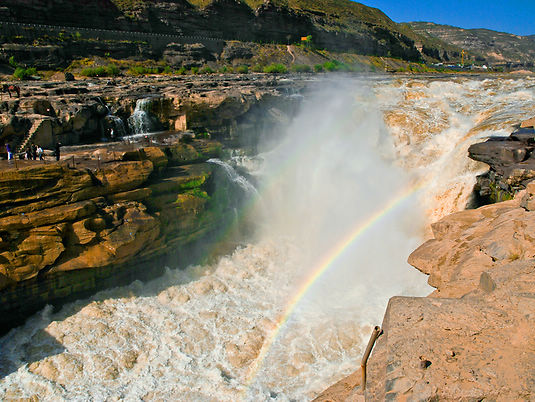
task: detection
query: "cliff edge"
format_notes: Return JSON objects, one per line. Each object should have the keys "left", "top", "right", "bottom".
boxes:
{"left": 316, "top": 117, "right": 535, "bottom": 400}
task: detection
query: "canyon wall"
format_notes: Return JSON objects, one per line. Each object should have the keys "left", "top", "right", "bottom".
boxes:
{"left": 0, "top": 76, "right": 304, "bottom": 333}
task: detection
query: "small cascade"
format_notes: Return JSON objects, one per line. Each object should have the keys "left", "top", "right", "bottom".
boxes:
{"left": 96, "top": 97, "right": 127, "bottom": 139}
{"left": 208, "top": 158, "right": 258, "bottom": 197}
{"left": 208, "top": 158, "right": 260, "bottom": 237}
{"left": 128, "top": 98, "right": 156, "bottom": 134}
{"left": 106, "top": 115, "right": 127, "bottom": 138}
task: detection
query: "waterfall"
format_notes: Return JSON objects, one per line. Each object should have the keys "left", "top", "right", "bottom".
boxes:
{"left": 106, "top": 115, "right": 127, "bottom": 138}
{"left": 97, "top": 97, "right": 127, "bottom": 138}
{"left": 208, "top": 158, "right": 259, "bottom": 198}
{"left": 128, "top": 98, "right": 157, "bottom": 134}
{"left": 2, "top": 76, "right": 534, "bottom": 401}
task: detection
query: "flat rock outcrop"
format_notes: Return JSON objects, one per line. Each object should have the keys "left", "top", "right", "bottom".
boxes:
{"left": 317, "top": 184, "right": 535, "bottom": 400}
{"left": 0, "top": 138, "right": 233, "bottom": 333}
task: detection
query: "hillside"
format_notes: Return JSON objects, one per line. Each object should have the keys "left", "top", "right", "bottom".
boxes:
{"left": 408, "top": 22, "right": 535, "bottom": 66}
{"left": 0, "top": 0, "right": 454, "bottom": 62}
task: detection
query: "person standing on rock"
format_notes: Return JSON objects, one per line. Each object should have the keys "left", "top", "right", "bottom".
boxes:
{"left": 5, "top": 143, "right": 12, "bottom": 161}
{"left": 36, "top": 145, "right": 43, "bottom": 160}
{"left": 55, "top": 142, "right": 61, "bottom": 161}
{"left": 31, "top": 143, "right": 37, "bottom": 160}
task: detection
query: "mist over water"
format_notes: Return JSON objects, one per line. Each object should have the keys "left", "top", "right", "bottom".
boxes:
{"left": 1, "top": 76, "right": 534, "bottom": 401}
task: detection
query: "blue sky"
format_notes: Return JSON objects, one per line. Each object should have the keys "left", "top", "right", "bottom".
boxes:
{"left": 357, "top": 1, "right": 534, "bottom": 36}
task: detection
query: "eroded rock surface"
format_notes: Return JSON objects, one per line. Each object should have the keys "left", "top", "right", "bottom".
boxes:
{"left": 316, "top": 144, "right": 535, "bottom": 400}
{"left": 363, "top": 184, "right": 535, "bottom": 399}
{"left": 0, "top": 76, "right": 304, "bottom": 155}
{"left": 0, "top": 138, "right": 233, "bottom": 332}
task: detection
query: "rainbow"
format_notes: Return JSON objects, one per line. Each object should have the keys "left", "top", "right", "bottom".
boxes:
{"left": 242, "top": 180, "right": 424, "bottom": 394}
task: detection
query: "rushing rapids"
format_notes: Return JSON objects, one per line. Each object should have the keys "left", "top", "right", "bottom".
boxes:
{"left": 1, "top": 76, "right": 535, "bottom": 401}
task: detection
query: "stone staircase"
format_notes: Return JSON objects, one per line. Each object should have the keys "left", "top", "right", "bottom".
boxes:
{"left": 16, "top": 117, "right": 52, "bottom": 153}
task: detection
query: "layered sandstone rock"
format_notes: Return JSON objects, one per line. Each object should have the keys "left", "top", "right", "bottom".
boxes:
{"left": 0, "top": 138, "right": 232, "bottom": 332}
{"left": 0, "top": 76, "right": 303, "bottom": 154}
{"left": 316, "top": 136, "right": 535, "bottom": 400}
{"left": 362, "top": 186, "right": 535, "bottom": 399}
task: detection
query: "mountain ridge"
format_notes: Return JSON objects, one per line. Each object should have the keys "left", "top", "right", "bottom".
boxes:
{"left": 408, "top": 21, "right": 535, "bottom": 66}
{"left": 0, "top": 0, "right": 455, "bottom": 62}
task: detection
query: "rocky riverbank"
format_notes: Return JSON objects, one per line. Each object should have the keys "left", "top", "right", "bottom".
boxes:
{"left": 315, "top": 117, "right": 535, "bottom": 400}
{"left": 0, "top": 74, "right": 309, "bottom": 333}
{"left": 0, "top": 139, "right": 236, "bottom": 332}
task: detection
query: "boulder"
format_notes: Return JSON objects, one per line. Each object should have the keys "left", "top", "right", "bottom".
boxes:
{"left": 407, "top": 195, "right": 534, "bottom": 298}
{"left": 0, "top": 199, "right": 97, "bottom": 231}
{"left": 90, "top": 160, "right": 154, "bottom": 197}
{"left": 52, "top": 202, "right": 160, "bottom": 272}
{"left": 468, "top": 139, "right": 530, "bottom": 168}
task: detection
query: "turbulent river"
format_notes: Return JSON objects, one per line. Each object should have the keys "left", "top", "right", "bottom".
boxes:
{"left": 1, "top": 76, "right": 535, "bottom": 401}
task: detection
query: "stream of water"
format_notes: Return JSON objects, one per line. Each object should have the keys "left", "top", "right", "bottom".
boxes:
{"left": 1, "top": 76, "right": 534, "bottom": 401}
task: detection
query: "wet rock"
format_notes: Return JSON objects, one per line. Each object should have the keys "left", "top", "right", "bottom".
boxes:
{"left": 469, "top": 130, "right": 535, "bottom": 204}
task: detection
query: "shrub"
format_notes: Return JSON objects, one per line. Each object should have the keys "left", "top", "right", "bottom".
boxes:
{"left": 81, "top": 64, "right": 120, "bottom": 77}
{"left": 8, "top": 56, "right": 17, "bottom": 68}
{"left": 263, "top": 63, "right": 287, "bottom": 74}
{"left": 290, "top": 64, "right": 311, "bottom": 73}
{"left": 190, "top": 67, "right": 199, "bottom": 74}
{"left": 200, "top": 66, "right": 214, "bottom": 74}
{"left": 322, "top": 60, "right": 350, "bottom": 72}
{"left": 13, "top": 67, "right": 37, "bottom": 80}
{"left": 81, "top": 66, "right": 105, "bottom": 77}
{"left": 175, "top": 67, "right": 187, "bottom": 75}
{"left": 105, "top": 64, "right": 120, "bottom": 76}
{"left": 235, "top": 65, "right": 249, "bottom": 74}
{"left": 323, "top": 61, "right": 338, "bottom": 72}
{"left": 314, "top": 64, "right": 324, "bottom": 72}
{"left": 127, "top": 66, "right": 156, "bottom": 75}
{"left": 251, "top": 64, "right": 264, "bottom": 73}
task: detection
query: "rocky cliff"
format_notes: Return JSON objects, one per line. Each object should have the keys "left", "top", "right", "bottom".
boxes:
{"left": 0, "top": 0, "right": 445, "bottom": 63}
{"left": 0, "top": 139, "right": 235, "bottom": 333}
{"left": 0, "top": 75, "right": 305, "bottom": 333}
{"left": 0, "top": 75, "right": 304, "bottom": 156}
{"left": 315, "top": 117, "right": 535, "bottom": 400}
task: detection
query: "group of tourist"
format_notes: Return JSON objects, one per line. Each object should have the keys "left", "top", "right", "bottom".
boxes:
{"left": 3, "top": 142, "right": 61, "bottom": 162}
{"left": 24, "top": 143, "right": 44, "bottom": 160}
